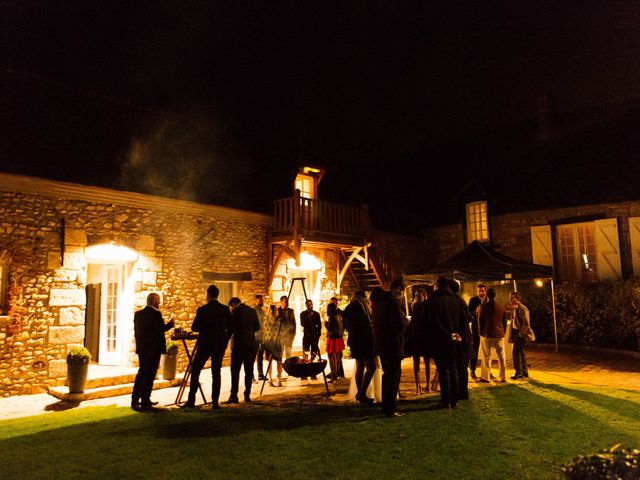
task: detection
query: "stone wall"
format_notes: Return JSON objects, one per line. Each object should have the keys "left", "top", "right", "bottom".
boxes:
{"left": 422, "top": 200, "right": 640, "bottom": 277}
{"left": 0, "top": 179, "right": 270, "bottom": 397}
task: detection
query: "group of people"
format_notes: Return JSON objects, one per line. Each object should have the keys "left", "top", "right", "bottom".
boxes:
{"left": 131, "top": 279, "right": 533, "bottom": 417}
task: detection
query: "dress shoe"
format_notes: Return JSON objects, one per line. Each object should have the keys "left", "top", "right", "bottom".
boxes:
{"left": 224, "top": 397, "right": 239, "bottom": 404}
{"left": 131, "top": 404, "right": 143, "bottom": 412}
{"left": 149, "top": 401, "right": 159, "bottom": 406}
{"left": 500, "top": 379, "right": 507, "bottom": 383}
{"left": 258, "top": 374, "right": 266, "bottom": 381}
{"left": 510, "top": 374, "right": 524, "bottom": 380}
{"left": 384, "top": 410, "right": 405, "bottom": 418}
{"left": 356, "top": 395, "right": 374, "bottom": 405}
{"left": 478, "top": 379, "right": 490, "bottom": 383}
{"left": 140, "top": 404, "right": 160, "bottom": 412}
{"left": 180, "top": 402, "right": 196, "bottom": 409}
{"left": 211, "top": 403, "right": 221, "bottom": 410}
{"left": 244, "top": 396, "right": 252, "bottom": 403}
{"left": 470, "top": 372, "right": 478, "bottom": 380}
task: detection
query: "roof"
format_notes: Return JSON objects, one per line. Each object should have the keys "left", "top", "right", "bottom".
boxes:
{"left": 404, "top": 241, "right": 553, "bottom": 282}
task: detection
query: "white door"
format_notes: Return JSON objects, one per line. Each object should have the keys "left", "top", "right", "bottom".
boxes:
{"left": 98, "top": 264, "right": 125, "bottom": 365}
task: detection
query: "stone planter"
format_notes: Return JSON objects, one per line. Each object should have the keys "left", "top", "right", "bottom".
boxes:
{"left": 67, "top": 363, "right": 89, "bottom": 394}
{"left": 161, "top": 354, "right": 177, "bottom": 380}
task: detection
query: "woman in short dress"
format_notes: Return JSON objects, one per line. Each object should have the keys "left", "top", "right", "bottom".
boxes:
{"left": 263, "top": 304, "right": 284, "bottom": 387}
{"left": 325, "top": 301, "right": 345, "bottom": 381}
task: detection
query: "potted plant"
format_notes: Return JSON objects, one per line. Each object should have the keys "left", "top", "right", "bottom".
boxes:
{"left": 66, "top": 346, "right": 91, "bottom": 394}
{"left": 160, "top": 340, "right": 178, "bottom": 380}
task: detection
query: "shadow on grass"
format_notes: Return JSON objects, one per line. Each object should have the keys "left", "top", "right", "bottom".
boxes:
{"left": 528, "top": 380, "right": 640, "bottom": 422}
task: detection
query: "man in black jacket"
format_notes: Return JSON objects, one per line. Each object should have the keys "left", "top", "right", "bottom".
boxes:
{"left": 132, "top": 292, "right": 174, "bottom": 411}
{"left": 182, "top": 284, "right": 232, "bottom": 409}
{"left": 371, "top": 279, "right": 409, "bottom": 418}
{"left": 450, "top": 279, "right": 472, "bottom": 400}
{"left": 425, "top": 277, "right": 464, "bottom": 409}
{"left": 226, "top": 297, "right": 261, "bottom": 403}
{"left": 300, "top": 299, "right": 321, "bottom": 363}
{"left": 343, "top": 290, "right": 376, "bottom": 404}
{"left": 468, "top": 284, "right": 487, "bottom": 379}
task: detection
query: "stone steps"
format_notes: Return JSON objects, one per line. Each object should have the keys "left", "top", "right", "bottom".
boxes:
{"left": 48, "top": 377, "right": 183, "bottom": 402}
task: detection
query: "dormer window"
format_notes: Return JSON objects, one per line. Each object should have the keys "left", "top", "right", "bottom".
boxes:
{"left": 466, "top": 201, "right": 489, "bottom": 243}
{"left": 295, "top": 173, "right": 316, "bottom": 199}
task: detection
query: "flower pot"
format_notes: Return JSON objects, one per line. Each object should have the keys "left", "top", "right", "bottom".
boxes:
{"left": 67, "top": 363, "right": 89, "bottom": 394}
{"left": 161, "top": 353, "right": 177, "bottom": 380}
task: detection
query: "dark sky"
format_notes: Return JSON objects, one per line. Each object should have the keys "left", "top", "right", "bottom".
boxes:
{"left": 2, "top": 2, "right": 640, "bottom": 232}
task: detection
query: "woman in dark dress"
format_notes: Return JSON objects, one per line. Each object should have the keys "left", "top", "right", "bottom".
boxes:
{"left": 325, "top": 301, "right": 345, "bottom": 381}
{"left": 407, "top": 288, "right": 434, "bottom": 394}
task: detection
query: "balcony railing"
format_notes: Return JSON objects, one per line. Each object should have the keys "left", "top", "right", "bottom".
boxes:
{"left": 273, "top": 192, "right": 369, "bottom": 240}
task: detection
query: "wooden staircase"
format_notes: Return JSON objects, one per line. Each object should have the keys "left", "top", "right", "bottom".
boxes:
{"left": 349, "top": 261, "right": 383, "bottom": 291}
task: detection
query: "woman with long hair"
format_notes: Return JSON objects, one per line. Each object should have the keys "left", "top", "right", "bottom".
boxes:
{"left": 263, "top": 304, "right": 284, "bottom": 387}
{"left": 325, "top": 301, "right": 345, "bottom": 382}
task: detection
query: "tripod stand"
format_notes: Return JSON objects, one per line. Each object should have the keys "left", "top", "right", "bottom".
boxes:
{"left": 260, "top": 277, "right": 330, "bottom": 396}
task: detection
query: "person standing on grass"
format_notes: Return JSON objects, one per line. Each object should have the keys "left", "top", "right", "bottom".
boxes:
{"left": 425, "top": 277, "right": 463, "bottom": 409}
{"left": 508, "top": 291, "right": 532, "bottom": 380}
{"left": 450, "top": 279, "right": 472, "bottom": 400}
{"left": 477, "top": 288, "right": 507, "bottom": 383}
{"left": 468, "top": 284, "right": 487, "bottom": 380}
{"left": 254, "top": 295, "right": 267, "bottom": 381}
{"left": 132, "top": 292, "right": 174, "bottom": 411}
{"left": 371, "top": 279, "right": 409, "bottom": 418}
{"left": 226, "top": 297, "right": 261, "bottom": 404}
{"left": 406, "top": 288, "right": 432, "bottom": 395}
{"left": 343, "top": 290, "right": 377, "bottom": 404}
{"left": 181, "top": 284, "right": 232, "bottom": 410}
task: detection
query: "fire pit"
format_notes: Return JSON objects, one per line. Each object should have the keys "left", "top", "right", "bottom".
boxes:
{"left": 283, "top": 357, "right": 327, "bottom": 378}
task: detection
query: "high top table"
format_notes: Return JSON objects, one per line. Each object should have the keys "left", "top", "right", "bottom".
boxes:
{"left": 170, "top": 332, "right": 207, "bottom": 406}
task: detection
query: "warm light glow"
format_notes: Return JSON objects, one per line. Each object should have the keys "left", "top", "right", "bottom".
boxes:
{"left": 85, "top": 243, "right": 138, "bottom": 263}
{"left": 303, "top": 166, "right": 321, "bottom": 174}
{"left": 535, "top": 278, "right": 544, "bottom": 287}
{"left": 286, "top": 252, "right": 322, "bottom": 271}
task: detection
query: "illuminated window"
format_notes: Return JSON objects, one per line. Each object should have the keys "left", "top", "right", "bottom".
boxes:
{"left": 556, "top": 223, "right": 598, "bottom": 282}
{"left": 294, "top": 174, "right": 315, "bottom": 199}
{"left": 466, "top": 201, "right": 489, "bottom": 243}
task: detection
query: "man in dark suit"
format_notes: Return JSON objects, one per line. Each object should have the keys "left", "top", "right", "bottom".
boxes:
{"left": 182, "top": 284, "right": 232, "bottom": 409}
{"left": 226, "top": 297, "right": 261, "bottom": 403}
{"left": 371, "top": 279, "right": 409, "bottom": 418}
{"left": 300, "top": 299, "right": 321, "bottom": 362}
{"left": 468, "top": 284, "right": 487, "bottom": 379}
{"left": 132, "top": 292, "right": 174, "bottom": 411}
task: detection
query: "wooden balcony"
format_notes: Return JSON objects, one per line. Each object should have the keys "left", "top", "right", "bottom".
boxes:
{"left": 272, "top": 192, "right": 370, "bottom": 246}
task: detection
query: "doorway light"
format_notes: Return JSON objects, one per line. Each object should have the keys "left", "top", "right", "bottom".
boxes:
{"left": 286, "top": 252, "right": 322, "bottom": 271}
{"left": 85, "top": 243, "right": 138, "bottom": 263}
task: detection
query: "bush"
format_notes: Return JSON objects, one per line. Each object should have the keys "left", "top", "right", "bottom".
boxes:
{"left": 517, "top": 278, "right": 640, "bottom": 351}
{"left": 563, "top": 445, "right": 640, "bottom": 479}
{"left": 66, "top": 346, "right": 91, "bottom": 365}
{"left": 165, "top": 340, "right": 179, "bottom": 356}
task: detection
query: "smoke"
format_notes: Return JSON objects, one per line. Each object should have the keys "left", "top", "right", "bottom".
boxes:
{"left": 120, "top": 110, "right": 253, "bottom": 206}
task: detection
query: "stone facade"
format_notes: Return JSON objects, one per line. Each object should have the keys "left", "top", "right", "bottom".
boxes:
{"left": 0, "top": 173, "right": 271, "bottom": 397}
{"left": 423, "top": 200, "right": 640, "bottom": 279}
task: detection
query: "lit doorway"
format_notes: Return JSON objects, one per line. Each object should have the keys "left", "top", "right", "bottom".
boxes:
{"left": 85, "top": 244, "right": 137, "bottom": 366}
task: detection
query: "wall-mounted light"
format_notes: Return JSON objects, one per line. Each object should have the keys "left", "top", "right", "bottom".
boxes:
{"left": 535, "top": 278, "right": 545, "bottom": 288}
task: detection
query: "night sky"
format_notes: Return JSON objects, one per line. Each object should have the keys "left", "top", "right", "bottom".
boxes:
{"left": 2, "top": 2, "right": 640, "bottom": 232}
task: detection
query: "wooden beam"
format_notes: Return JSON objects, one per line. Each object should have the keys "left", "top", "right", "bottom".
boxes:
{"left": 337, "top": 246, "right": 364, "bottom": 293}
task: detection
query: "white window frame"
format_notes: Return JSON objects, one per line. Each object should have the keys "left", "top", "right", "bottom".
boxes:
{"left": 555, "top": 222, "right": 598, "bottom": 282}
{"left": 466, "top": 201, "right": 489, "bottom": 243}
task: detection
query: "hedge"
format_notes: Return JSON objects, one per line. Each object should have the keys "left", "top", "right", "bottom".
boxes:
{"left": 518, "top": 278, "right": 640, "bottom": 352}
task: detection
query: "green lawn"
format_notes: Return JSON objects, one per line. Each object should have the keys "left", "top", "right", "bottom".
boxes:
{"left": 1, "top": 381, "right": 639, "bottom": 480}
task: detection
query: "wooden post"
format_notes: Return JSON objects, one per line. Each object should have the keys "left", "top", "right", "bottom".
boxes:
{"left": 551, "top": 278, "right": 559, "bottom": 353}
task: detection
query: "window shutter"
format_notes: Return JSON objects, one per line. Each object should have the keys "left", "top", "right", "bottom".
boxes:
{"left": 629, "top": 217, "right": 640, "bottom": 276}
{"left": 594, "top": 218, "right": 622, "bottom": 280}
{"left": 530, "top": 225, "right": 553, "bottom": 266}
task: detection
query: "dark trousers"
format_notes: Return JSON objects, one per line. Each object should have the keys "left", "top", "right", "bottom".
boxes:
{"left": 456, "top": 344, "right": 469, "bottom": 399}
{"left": 187, "top": 345, "right": 225, "bottom": 406}
{"left": 230, "top": 346, "right": 258, "bottom": 399}
{"left": 435, "top": 352, "right": 459, "bottom": 407}
{"left": 256, "top": 341, "right": 265, "bottom": 377}
{"left": 380, "top": 355, "right": 402, "bottom": 415}
{"left": 354, "top": 356, "right": 377, "bottom": 399}
{"left": 470, "top": 322, "right": 480, "bottom": 373}
{"left": 512, "top": 336, "right": 528, "bottom": 376}
{"left": 132, "top": 352, "right": 161, "bottom": 406}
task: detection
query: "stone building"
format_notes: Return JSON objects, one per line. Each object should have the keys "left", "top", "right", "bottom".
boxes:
{"left": 0, "top": 170, "right": 426, "bottom": 397}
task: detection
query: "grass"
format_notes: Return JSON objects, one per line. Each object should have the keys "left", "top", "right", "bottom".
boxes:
{"left": 1, "top": 381, "right": 639, "bottom": 480}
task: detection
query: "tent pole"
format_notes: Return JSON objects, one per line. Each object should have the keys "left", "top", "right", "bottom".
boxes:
{"left": 550, "top": 278, "right": 559, "bottom": 353}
